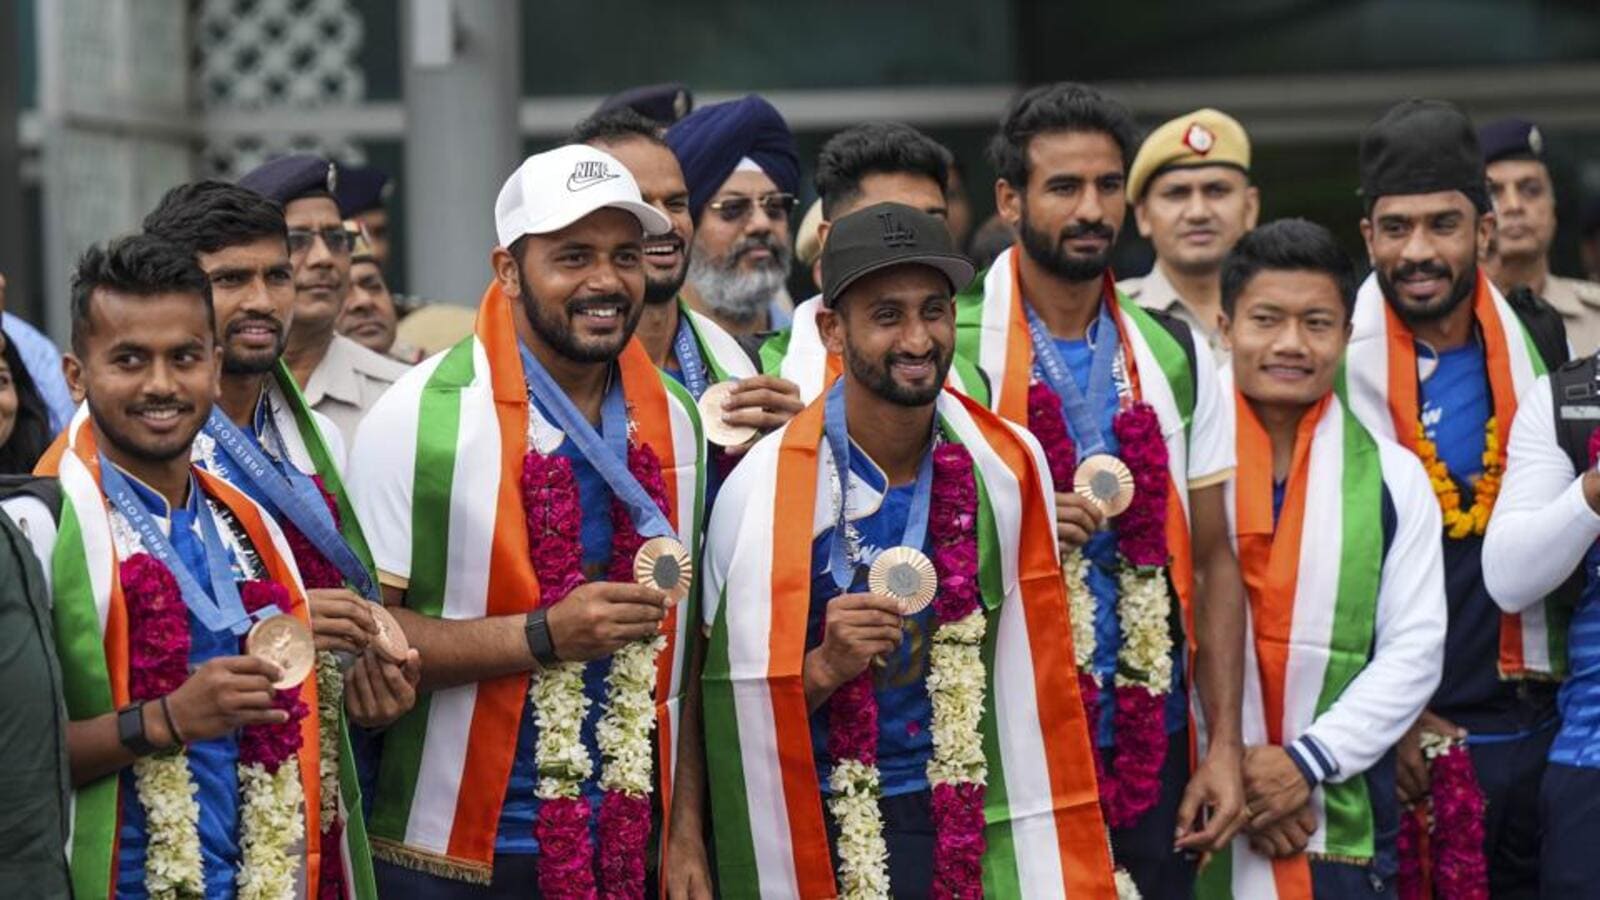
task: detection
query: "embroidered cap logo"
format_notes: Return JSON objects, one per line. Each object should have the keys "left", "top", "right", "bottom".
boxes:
{"left": 567, "top": 160, "right": 620, "bottom": 192}
{"left": 1182, "top": 123, "right": 1216, "bottom": 155}
{"left": 877, "top": 210, "right": 917, "bottom": 248}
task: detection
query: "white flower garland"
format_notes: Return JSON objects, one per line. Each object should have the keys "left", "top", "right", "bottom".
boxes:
{"left": 828, "top": 758, "right": 890, "bottom": 899}
{"left": 925, "top": 610, "right": 988, "bottom": 787}
{"left": 1064, "top": 550, "right": 1096, "bottom": 675}
{"left": 1113, "top": 567, "right": 1173, "bottom": 692}
{"left": 235, "top": 758, "right": 305, "bottom": 900}
{"left": 596, "top": 634, "right": 667, "bottom": 796}
{"left": 314, "top": 651, "right": 343, "bottom": 827}
{"left": 530, "top": 660, "right": 594, "bottom": 799}
{"left": 133, "top": 753, "right": 205, "bottom": 899}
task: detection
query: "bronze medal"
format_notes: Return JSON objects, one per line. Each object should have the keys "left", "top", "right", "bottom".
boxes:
{"left": 633, "top": 536, "right": 694, "bottom": 603}
{"left": 368, "top": 604, "right": 410, "bottom": 664}
{"left": 1073, "top": 453, "right": 1136, "bottom": 518}
{"left": 868, "top": 546, "right": 938, "bottom": 616}
{"left": 246, "top": 614, "right": 316, "bottom": 689}
{"left": 698, "top": 381, "right": 759, "bottom": 448}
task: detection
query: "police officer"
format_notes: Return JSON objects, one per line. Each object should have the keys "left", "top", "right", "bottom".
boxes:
{"left": 1120, "top": 108, "right": 1259, "bottom": 363}
{"left": 1480, "top": 117, "right": 1600, "bottom": 355}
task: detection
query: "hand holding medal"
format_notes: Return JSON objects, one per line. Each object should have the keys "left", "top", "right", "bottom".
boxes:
{"left": 698, "top": 376, "right": 806, "bottom": 451}
{"left": 245, "top": 614, "right": 316, "bottom": 688}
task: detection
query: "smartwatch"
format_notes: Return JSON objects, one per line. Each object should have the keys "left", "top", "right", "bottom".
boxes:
{"left": 117, "top": 701, "right": 160, "bottom": 757}
{"left": 524, "top": 608, "right": 560, "bottom": 667}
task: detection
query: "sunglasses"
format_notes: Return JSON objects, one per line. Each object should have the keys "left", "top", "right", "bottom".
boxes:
{"left": 705, "top": 193, "right": 798, "bottom": 224}
{"left": 287, "top": 226, "right": 357, "bottom": 256}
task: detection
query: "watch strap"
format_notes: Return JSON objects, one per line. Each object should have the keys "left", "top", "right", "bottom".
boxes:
{"left": 525, "top": 608, "right": 559, "bottom": 667}
{"left": 117, "top": 701, "right": 159, "bottom": 757}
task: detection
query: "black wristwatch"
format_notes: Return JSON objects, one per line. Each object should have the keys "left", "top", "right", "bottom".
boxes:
{"left": 525, "top": 609, "right": 560, "bottom": 667}
{"left": 117, "top": 701, "right": 160, "bottom": 757}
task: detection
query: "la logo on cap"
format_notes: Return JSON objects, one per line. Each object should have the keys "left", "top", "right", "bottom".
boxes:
{"left": 878, "top": 210, "right": 917, "bottom": 247}
{"left": 1182, "top": 123, "right": 1216, "bottom": 155}
{"left": 567, "top": 160, "right": 619, "bottom": 192}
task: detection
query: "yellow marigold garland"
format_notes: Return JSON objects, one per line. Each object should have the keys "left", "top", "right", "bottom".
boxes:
{"left": 1415, "top": 417, "right": 1502, "bottom": 539}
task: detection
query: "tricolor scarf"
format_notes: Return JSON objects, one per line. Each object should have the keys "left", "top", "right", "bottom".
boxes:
{"left": 956, "top": 246, "right": 1202, "bottom": 663}
{"left": 1342, "top": 270, "right": 1564, "bottom": 678}
{"left": 212, "top": 364, "right": 381, "bottom": 899}
{"left": 679, "top": 298, "right": 758, "bottom": 383}
{"left": 38, "top": 410, "right": 332, "bottom": 900}
{"left": 1198, "top": 390, "right": 1385, "bottom": 900}
{"left": 362, "top": 282, "right": 703, "bottom": 884}
{"left": 762, "top": 294, "right": 990, "bottom": 404}
{"left": 702, "top": 388, "right": 1117, "bottom": 898}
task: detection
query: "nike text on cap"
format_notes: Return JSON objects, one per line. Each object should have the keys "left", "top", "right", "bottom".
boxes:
{"left": 494, "top": 144, "right": 672, "bottom": 247}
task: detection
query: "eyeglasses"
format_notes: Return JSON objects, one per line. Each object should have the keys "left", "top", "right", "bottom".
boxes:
{"left": 705, "top": 193, "right": 798, "bottom": 224}
{"left": 287, "top": 226, "right": 356, "bottom": 256}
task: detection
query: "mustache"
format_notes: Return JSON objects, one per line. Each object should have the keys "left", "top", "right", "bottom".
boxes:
{"left": 729, "top": 235, "right": 783, "bottom": 263}
{"left": 1390, "top": 260, "right": 1453, "bottom": 281}
{"left": 226, "top": 312, "right": 282, "bottom": 335}
{"left": 567, "top": 292, "right": 631, "bottom": 314}
{"left": 1058, "top": 221, "right": 1115, "bottom": 242}
{"left": 128, "top": 397, "right": 194, "bottom": 415}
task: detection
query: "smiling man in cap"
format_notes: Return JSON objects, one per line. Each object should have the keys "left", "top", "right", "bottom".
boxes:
{"left": 239, "top": 154, "right": 411, "bottom": 446}
{"left": 701, "top": 201, "right": 1118, "bottom": 897}
{"left": 346, "top": 143, "right": 710, "bottom": 897}
{"left": 1120, "top": 108, "right": 1259, "bottom": 362}
{"left": 1342, "top": 99, "right": 1571, "bottom": 898}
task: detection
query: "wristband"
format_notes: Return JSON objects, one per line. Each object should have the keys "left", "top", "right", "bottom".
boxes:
{"left": 117, "top": 701, "right": 159, "bottom": 757}
{"left": 159, "top": 695, "right": 186, "bottom": 746}
{"left": 525, "top": 608, "right": 560, "bottom": 667}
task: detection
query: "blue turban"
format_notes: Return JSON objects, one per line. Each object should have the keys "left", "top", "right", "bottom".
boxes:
{"left": 665, "top": 94, "right": 799, "bottom": 221}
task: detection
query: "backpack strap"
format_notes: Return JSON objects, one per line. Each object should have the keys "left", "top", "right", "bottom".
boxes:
{"left": 1506, "top": 284, "right": 1570, "bottom": 371}
{"left": 1549, "top": 355, "right": 1600, "bottom": 475}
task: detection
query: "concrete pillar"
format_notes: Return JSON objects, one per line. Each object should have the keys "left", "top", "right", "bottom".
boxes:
{"left": 401, "top": 0, "right": 522, "bottom": 305}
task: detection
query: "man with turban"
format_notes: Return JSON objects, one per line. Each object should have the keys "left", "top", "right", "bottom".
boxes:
{"left": 666, "top": 94, "right": 801, "bottom": 340}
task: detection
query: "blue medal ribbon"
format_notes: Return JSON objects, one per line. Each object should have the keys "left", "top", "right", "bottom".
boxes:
{"left": 822, "top": 381, "right": 935, "bottom": 593}
{"left": 99, "top": 458, "right": 260, "bottom": 636}
{"left": 672, "top": 315, "right": 710, "bottom": 400}
{"left": 202, "top": 405, "right": 378, "bottom": 601}
{"left": 517, "top": 343, "right": 674, "bottom": 539}
{"left": 1024, "top": 300, "right": 1119, "bottom": 457}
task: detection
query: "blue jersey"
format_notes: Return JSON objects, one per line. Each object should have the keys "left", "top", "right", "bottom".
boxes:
{"left": 1554, "top": 546, "right": 1600, "bottom": 768}
{"left": 806, "top": 440, "right": 937, "bottom": 797}
{"left": 1049, "top": 337, "right": 1189, "bottom": 742}
{"left": 496, "top": 389, "right": 619, "bottom": 854}
{"left": 114, "top": 471, "right": 253, "bottom": 900}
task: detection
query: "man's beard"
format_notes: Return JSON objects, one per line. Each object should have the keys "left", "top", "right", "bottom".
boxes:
{"left": 686, "top": 234, "right": 791, "bottom": 324}
{"left": 844, "top": 335, "right": 952, "bottom": 408}
{"left": 1018, "top": 206, "right": 1116, "bottom": 283}
{"left": 518, "top": 267, "right": 641, "bottom": 363}
{"left": 1378, "top": 260, "right": 1477, "bottom": 325}
{"left": 89, "top": 393, "right": 203, "bottom": 465}
{"left": 220, "top": 313, "right": 285, "bottom": 375}
{"left": 644, "top": 237, "right": 689, "bottom": 306}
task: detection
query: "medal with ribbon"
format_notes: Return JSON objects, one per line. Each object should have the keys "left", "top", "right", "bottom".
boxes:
{"left": 99, "top": 457, "right": 313, "bottom": 686}
{"left": 1025, "top": 300, "right": 1136, "bottom": 516}
{"left": 822, "top": 381, "right": 938, "bottom": 616}
{"left": 518, "top": 343, "right": 692, "bottom": 600}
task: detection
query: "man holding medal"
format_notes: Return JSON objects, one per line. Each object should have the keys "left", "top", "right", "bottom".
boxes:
{"left": 1342, "top": 100, "right": 1571, "bottom": 897}
{"left": 702, "top": 201, "right": 1117, "bottom": 897}
{"left": 959, "top": 81, "right": 1248, "bottom": 895}
{"left": 1196, "top": 219, "right": 1445, "bottom": 899}
{"left": 37, "top": 234, "right": 337, "bottom": 898}
{"left": 345, "top": 144, "right": 710, "bottom": 897}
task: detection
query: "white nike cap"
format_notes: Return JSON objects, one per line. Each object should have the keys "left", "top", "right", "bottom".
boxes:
{"left": 493, "top": 144, "right": 671, "bottom": 248}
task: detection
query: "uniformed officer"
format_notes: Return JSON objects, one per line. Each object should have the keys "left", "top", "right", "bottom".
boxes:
{"left": 1120, "top": 108, "right": 1259, "bottom": 363}
{"left": 1480, "top": 117, "right": 1600, "bottom": 355}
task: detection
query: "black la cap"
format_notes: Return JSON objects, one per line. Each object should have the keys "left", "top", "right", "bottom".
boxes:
{"left": 1359, "top": 99, "right": 1490, "bottom": 213}
{"left": 820, "top": 202, "right": 975, "bottom": 308}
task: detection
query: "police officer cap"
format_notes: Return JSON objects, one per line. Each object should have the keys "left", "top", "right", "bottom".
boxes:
{"left": 239, "top": 154, "right": 338, "bottom": 208}
{"left": 333, "top": 164, "right": 392, "bottom": 217}
{"left": 595, "top": 82, "right": 694, "bottom": 126}
{"left": 1479, "top": 117, "right": 1545, "bottom": 165}
{"left": 1127, "top": 108, "right": 1251, "bottom": 202}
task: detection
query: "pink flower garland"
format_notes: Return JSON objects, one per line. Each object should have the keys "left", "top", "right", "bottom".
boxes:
{"left": 238, "top": 581, "right": 308, "bottom": 771}
{"left": 929, "top": 443, "right": 984, "bottom": 899}
{"left": 124, "top": 553, "right": 191, "bottom": 703}
{"left": 520, "top": 441, "right": 672, "bottom": 900}
{"left": 1428, "top": 745, "right": 1488, "bottom": 899}
{"left": 1026, "top": 380, "right": 1171, "bottom": 829}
